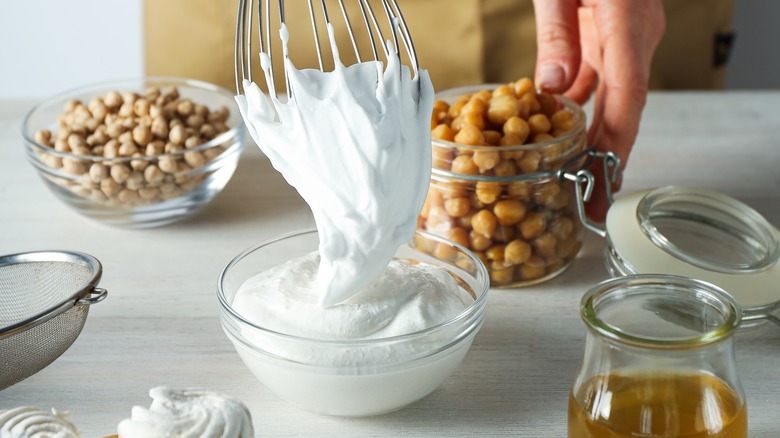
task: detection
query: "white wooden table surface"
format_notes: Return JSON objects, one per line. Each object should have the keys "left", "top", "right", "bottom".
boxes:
{"left": 1, "top": 92, "right": 779, "bottom": 437}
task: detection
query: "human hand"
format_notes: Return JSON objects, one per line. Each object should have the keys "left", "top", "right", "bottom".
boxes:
{"left": 531, "top": 0, "right": 665, "bottom": 221}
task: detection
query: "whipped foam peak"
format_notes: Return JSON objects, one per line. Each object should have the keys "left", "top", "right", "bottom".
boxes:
{"left": 116, "top": 387, "right": 253, "bottom": 438}
{"left": 0, "top": 406, "right": 78, "bottom": 438}
{"left": 236, "top": 23, "right": 434, "bottom": 307}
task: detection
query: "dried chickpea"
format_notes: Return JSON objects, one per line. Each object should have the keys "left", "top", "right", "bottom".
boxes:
{"left": 475, "top": 181, "right": 501, "bottom": 205}
{"left": 469, "top": 230, "right": 492, "bottom": 251}
{"left": 447, "top": 95, "right": 470, "bottom": 119}
{"left": 118, "top": 142, "right": 139, "bottom": 157}
{"left": 483, "top": 130, "right": 502, "bottom": 146}
{"left": 169, "top": 124, "right": 186, "bottom": 145}
{"left": 513, "top": 77, "right": 535, "bottom": 97}
{"left": 452, "top": 112, "right": 486, "bottom": 132}
{"left": 110, "top": 164, "right": 131, "bottom": 184}
{"left": 541, "top": 141, "right": 563, "bottom": 162}
{"left": 534, "top": 233, "right": 558, "bottom": 259}
{"left": 507, "top": 181, "right": 532, "bottom": 199}
{"left": 431, "top": 124, "right": 455, "bottom": 142}
{"left": 534, "top": 181, "right": 561, "bottom": 207}
{"left": 456, "top": 210, "right": 475, "bottom": 229}
{"left": 88, "top": 163, "right": 109, "bottom": 183}
{"left": 184, "top": 151, "right": 206, "bottom": 168}
{"left": 447, "top": 227, "right": 470, "bottom": 248}
{"left": 472, "top": 209, "right": 498, "bottom": 238}
{"left": 519, "top": 92, "right": 542, "bottom": 116}
{"left": 194, "top": 104, "right": 208, "bottom": 118}
{"left": 184, "top": 136, "right": 202, "bottom": 149}
{"left": 490, "top": 266, "right": 515, "bottom": 284}
{"left": 469, "top": 191, "right": 486, "bottom": 210}
{"left": 551, "top": 109, "right": 575, "bottom": 132}
{"left": 200, "top": 124, "right": 217, "bottom": 139}
{"left": 117, "top": 188, "right": 140, "bottom": 205}
{"left": 104, "top": 91, "right": 123, "bottom": 109}
{"left": 62, "top": 158, "right": 86, "bottom": 175}
{"left": 472, "top": 150, "right": 500, "bottom": 173}
{"left": 41, "top": 153, "right": 63, "bottom": 169}
{"left": 177, "top": 100, "right": 194, "bottom": 116}
{"left": 187, "top": 114, "right": 205, "bottom": 129}
{"left": 443, "top": 197, "right": 471, "bottom": 218}
{"left": 138, "top": 187, "right": 159, "bottom": 201}
{"left": 517, "top": 150, "right": 541, "bottom": 173}
{"left": 461, "top": 97, "right": 488, "bottom": 117}
{"left": 528, "top": 113, "right": 551, "bottom": 136}
{"left": 487, "top": 94, "right": 519, "bottom": 126}
{"left": 550, "top": 217, "right": 575, "bottom": 240}
{"left": 493, "top": 159, "right": 518, "bottom": 177}
{"left": 492, "top": 225, "right": 515, "bottom": 243}
{"left": 432, "top": 100, "right": 449, "bottom": 119}
{"left": 472, "top": 89, "right": 492, "bottom": 102}
{"left": 494, "top": 199, "right": 527, "bottom": 225}
{"left": 100, "top": 178, "right": 121, "bottom": 197}
{"left": 130, "top": 154, "right": 150, "bottom": 172}
{"left": 486, "top": 244, "right": 505, "bottom": 261}
{"left": 158, "top": 156, "right": 178, "bottom": 174}
{"left": 504, "top": 239, "right": 532, "bottom": 265}
{"left": 533, "top": 133, "right": 555, "bottom": 144}
{"left": 433, "top": 242, "right": 458, "bottom": 262}
{"left": 454, "top": 125, "right": 484, "bottom": 146}
{"left": 519, "top": 262, "right": 546, "bottom": 281}
{"left": 133, "top": 98, "right": 151, "bottom": 117}
{"left": 437, "top": 181, "right": 468, "bottom": 199}
{"left": 493, "top": 85, "right": 513, "bottom": 97}
{"left": 519, "top": 211, "right": 547, "bottom": 240}
{"left": 450, "top": 154, "right": 479, "bottom": 175}
{"left": 503, "top": 116, "right": 530, "bottom": 143}
{"left": 35, "top": 130, "right": 52, "bottom": 146}
{"left": 499, "top": 134, "right": 525, "bottom": 160}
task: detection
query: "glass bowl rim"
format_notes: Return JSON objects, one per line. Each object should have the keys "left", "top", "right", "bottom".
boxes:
{"left": 216, "top": 228, "right": 490, "bottom": 346}
{"left": 21, "top": 76, "right": 245, "bottom": 162}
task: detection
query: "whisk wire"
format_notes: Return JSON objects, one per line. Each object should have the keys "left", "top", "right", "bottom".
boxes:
{"left": 236, "top": 0, "right": 420, "bottom": 97}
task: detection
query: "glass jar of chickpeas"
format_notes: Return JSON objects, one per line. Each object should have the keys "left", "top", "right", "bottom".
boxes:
{"left": 418, "top": 80, "right": 592, "bottom": 287}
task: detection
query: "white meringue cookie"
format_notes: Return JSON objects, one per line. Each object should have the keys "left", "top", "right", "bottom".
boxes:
{"left": 0, "top": 406, "right": 78, "bottom": 438}
{"left": 116, "top": 387, "right": 253, "bottom": 438}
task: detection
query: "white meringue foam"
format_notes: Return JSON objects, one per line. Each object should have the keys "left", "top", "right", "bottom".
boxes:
{"left": 236, "top": 23, "right": 434, "bottom": 307}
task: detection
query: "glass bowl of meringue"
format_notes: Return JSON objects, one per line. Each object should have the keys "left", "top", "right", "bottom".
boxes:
{"left": 217, "top": 229, "right": 489, "bottom": 416}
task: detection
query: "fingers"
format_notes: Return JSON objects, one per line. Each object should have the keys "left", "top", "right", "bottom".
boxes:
{"left": 532, "top": 0, "right": 582, "bottom": 93}
{"left": 564, "top": 62, "right": 598, "bottom": 105}
{"left": 588, "top": 0, "right": 664, "bottom": 164}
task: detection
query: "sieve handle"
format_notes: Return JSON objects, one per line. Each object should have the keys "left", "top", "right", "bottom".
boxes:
{"left": 77, "top": 287, "right": 108, "bottom": 305}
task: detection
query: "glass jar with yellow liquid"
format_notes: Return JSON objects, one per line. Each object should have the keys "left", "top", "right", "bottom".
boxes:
{"left": 569, "top": 275, "right": 747, "bottom": 438}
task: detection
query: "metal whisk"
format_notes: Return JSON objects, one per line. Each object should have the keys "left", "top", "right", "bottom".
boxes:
{"left": 235, "top": 0, "right": 420, "bottom": 98}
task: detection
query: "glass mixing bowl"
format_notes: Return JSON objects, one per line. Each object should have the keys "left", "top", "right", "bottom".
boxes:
{"left": 217, "top": 229, "right": 489, "bottom": 416}
{"left": 22, "top": 77, "right": 245, "bottom": 228}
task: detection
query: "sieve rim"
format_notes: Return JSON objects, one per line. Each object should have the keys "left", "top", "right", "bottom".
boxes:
{"left": 0, "top": 250, "right": 103, "bottom": 338}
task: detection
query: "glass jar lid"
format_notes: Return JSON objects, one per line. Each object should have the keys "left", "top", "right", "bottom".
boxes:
{"left": 606, "top": 186, "right": 780, "bottom": 316}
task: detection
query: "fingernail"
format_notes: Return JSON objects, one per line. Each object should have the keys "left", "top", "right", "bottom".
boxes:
{"left": 538, "top": 63, "right": 565, "bottom": 91}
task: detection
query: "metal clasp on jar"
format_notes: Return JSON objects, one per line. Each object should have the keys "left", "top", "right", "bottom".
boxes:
{"left": 557, "top": 148, "right": 620, "bottom": 237}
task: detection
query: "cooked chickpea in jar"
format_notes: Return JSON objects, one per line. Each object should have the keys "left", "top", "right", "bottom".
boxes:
{"left": 418, "top": 78, "right": 587, "bottom": 287}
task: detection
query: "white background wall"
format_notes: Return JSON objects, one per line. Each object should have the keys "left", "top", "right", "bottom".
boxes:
{"left": 0, "top": 0, "right": 777, "bottom": 98}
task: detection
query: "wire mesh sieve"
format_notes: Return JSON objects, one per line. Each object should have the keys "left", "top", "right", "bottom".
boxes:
{"left": 0, "top": 251, "right": 107, "bottom": 390}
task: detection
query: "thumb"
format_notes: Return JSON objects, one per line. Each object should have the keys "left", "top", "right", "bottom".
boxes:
{"left": 532, "top": 0, "right": 581, "bottom": 93}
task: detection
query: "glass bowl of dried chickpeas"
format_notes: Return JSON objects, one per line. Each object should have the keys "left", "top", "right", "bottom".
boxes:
{"left": 21, "top": 77, "right": 245, "bottom": 227}
{"left": 418, "top": 79, "right": 589, "bottom": 287}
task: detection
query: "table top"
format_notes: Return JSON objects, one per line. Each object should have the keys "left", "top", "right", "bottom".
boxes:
{"left": 1, "top": 92, "right": 779, "bottom": 437}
